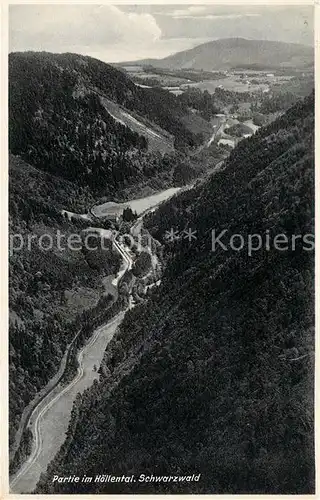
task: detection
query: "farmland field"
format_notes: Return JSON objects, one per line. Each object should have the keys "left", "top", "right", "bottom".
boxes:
{"left": 184, "top": 77, "right": 269, "bottom": 94}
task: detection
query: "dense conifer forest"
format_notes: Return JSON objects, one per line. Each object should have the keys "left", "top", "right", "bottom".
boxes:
{"left": 9, "top": 52, "right": 212, "bottom": 196}
{"left": 35, "top": 93, "right": 314, "bottom": 494}
{"left": 9, "top": 154, "right": 122, "bottom": 468}
{"left": 9, "top": 51, "right": 220, "bottom": 472}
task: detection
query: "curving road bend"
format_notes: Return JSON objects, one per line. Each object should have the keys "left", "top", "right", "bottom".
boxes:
{"left": 10, "top": 312, "right": 126, "bottom": 493}
{"left": 10, "top": 232, "right": 133, "bottom": 494}
{"left": 10, "top": 201, "right": 160, "bottom": 494}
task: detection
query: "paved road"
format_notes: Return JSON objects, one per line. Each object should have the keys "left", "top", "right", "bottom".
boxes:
{"left": 10, "top": 232, "right": 133, "bottom": 494}
{"left": 9, "top": 189, "right": 183, "bottom": 493}
{"left": 9, "top": 325, "right": 81, "bottom": 466}
{"left": 10, "top": 312, "right": 125, "bottom": 493}
{"left": 207, "top": 118, "right": 226, "bottom": 147}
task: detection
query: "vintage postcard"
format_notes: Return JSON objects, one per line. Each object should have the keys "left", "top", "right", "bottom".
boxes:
{"left": 3, "top": 0, "right": 317, "bottom": 496}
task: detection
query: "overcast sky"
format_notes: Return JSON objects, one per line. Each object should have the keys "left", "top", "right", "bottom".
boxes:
{"left": 9, "top": 4, "right": 313, "bottom": 63}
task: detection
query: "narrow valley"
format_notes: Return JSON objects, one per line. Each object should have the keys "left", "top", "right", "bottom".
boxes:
{"left": 7, "top": 9, "right": 315, "bottom": 495}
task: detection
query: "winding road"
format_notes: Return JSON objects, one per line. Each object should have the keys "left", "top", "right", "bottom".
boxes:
{"left": 10, "top": 311, "right": 126, "bottom": 493}
{"left": 10, "top": 232, "right": 133, "bottom": 494}
{"left": 9, "top": 183, "right": 201, "bottom": 493}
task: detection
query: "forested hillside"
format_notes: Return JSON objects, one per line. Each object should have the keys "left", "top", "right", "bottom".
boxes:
{"left": 8, "top": 50, "right": 220, "bottom": 475}
{"left": 9, "top": 154, "right": 121, "bottom": 469}
{"left": 9, "top": 52, "right": 209, "bottom": 196}
{"left": 37, "top": 93, "right": 314, "bottom": 494}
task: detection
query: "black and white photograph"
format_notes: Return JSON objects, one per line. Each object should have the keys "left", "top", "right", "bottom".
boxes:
{"left": 6, "top": 2, "right": 315, "bottom": 495}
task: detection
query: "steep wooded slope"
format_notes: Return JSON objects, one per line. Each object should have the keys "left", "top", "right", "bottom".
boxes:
{"left": 37, "top": 94, "right": 314, "bottom": 494}
{"left": 9, "top": 154, "right": 121, "bottom": 470}
{"left": 9, "top": 52, "right": 207, "bottom": 196}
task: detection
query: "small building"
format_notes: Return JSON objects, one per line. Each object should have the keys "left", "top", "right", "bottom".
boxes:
{"left": 102, "top": 213, "right": 121, "bottom": 223}
{"left": 218, "top": 138, "right": 236, "bottom": 148}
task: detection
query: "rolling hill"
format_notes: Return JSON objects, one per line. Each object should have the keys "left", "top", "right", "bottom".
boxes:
{"left": 126, "top": 38, "right": 314, "bottom": 71}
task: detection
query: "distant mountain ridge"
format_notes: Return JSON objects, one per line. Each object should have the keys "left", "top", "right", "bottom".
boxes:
{"left": 123, "top": 38, "right": 314, "bottom": 71}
